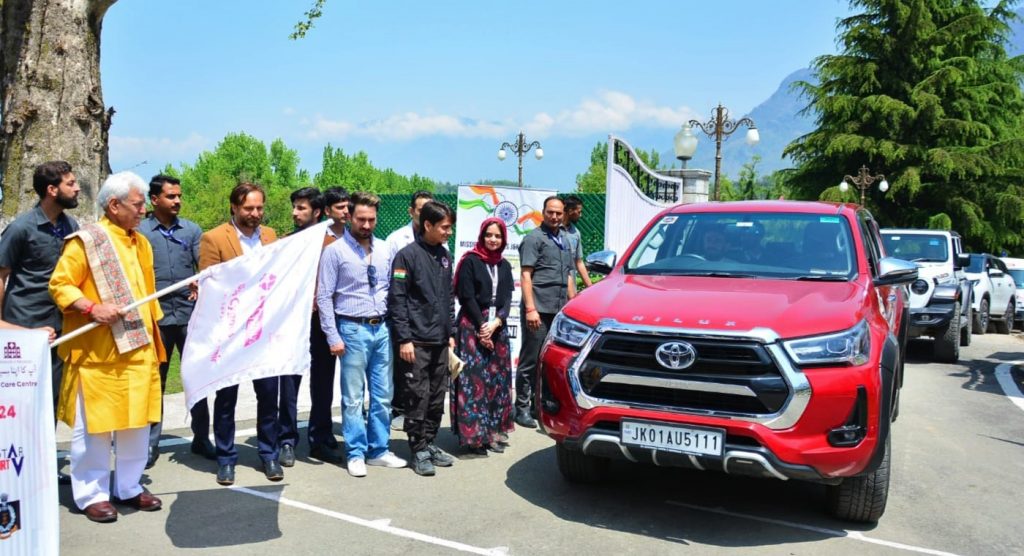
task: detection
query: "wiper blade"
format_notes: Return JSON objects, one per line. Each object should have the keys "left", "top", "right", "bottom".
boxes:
{"left": 792, "top": 274, "right": 849, "bottom": 281}
{"left": 668, "top": 272, "right": 757, "bottom": 278}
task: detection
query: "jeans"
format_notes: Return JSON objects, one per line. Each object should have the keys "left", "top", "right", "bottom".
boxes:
{"left": 337, "top": 317, "right": 393, "bottom": 461}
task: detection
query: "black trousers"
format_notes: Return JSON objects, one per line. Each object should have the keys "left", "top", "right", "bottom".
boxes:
{"left": 398, "top": 344, "right": 448, "bottom": 453}
{"left": 49, "top": 347, "right": 62, "bottom": 425}
{"left": 515, "top": 312, "right": 555, "bottom": 413}
{"left": 307, "top": 313, "right": 337, "bottom": 447}
{"left": 214, "top": 376, "right": 279, "bottom": 466}
{"left": 391, "top": 342, "right": 405, "bottom": 417}
{"left": 150, "top": 324, "right": 210, "bottom": 449}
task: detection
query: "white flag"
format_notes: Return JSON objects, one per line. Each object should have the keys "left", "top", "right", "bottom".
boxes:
{"left": 181, "top": 222, "right": 327, "bottom": 410}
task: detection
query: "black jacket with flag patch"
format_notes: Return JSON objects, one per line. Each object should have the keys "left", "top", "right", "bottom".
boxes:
{"left": 387, "top": 238, "right": 456, "bottom": 345}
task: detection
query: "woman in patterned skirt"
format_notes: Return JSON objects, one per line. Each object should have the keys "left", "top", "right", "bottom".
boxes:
{"left": 450, "top": 217, "right": 515, "bottom": 455}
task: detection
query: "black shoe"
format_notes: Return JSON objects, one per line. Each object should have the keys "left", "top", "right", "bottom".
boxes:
{"left": 279, "top": 444, "right": 296, "bottom": 467}
{"left": 216, "top": 464, "right": 235, "bottom": 486}
{"left": 145, "top": 446, "right": 159, "bottom": 469}
{"left": 263, "top": 459, "right": 284, "bottom": 481}
{"left": 427, "top": 444, "right": 454, "bottom": 467}
{"left": 514, "top": 411, "right": 537, "bottom": 429}
{"left": 465, "top": 446, "right": 488, "bottom": 457}
{"left": 309, "top": 443, "right": 343, "bottom": 464}
{"left": 485, "top": 443, "right": 505, "bottom": 454}
{"left": 412, "top": 450, "right": 436, "bottom": 476}
{"left": 191, "top": 437, "right": 216, "bottom": 460}
{"left": 57, "top": 471, "right": 71, "bottom": 485}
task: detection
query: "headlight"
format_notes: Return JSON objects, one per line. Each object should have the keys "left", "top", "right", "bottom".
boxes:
{"left": 549, "top": 313, "right": 593, "bottom": 348}
{"left": 910, "top": 279, "right": 929, "bottom": 295}
{"left": 782, "top": 320, "right": 870, "bottom": 366}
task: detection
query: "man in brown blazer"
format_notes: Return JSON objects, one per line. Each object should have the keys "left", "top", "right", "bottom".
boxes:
{"left": 198, "top": 182, "right": 282, "bottom": 486}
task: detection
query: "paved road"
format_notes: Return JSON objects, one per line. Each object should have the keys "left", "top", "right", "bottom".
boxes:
{"left": 58, "top": 333, "right": 1024, "bottom": 555}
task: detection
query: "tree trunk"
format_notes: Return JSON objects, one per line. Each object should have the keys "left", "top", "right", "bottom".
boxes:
{"left": 0, "top": 0, "right": 117, "bottom": 226}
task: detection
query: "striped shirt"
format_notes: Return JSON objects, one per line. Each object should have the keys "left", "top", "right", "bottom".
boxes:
{"left": 316, "top": 228, "right": 390, "bottom": 346}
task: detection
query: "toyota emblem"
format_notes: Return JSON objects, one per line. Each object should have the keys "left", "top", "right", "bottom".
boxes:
{"left": 655, "top": 341, "right": 697, "bottom": 370}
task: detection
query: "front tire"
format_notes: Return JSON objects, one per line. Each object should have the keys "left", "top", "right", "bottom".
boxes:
{"left": 556, "top": 442, "right": 609, "bottom": 483}
{"left": 972, "top": 298, "right": 989, "bottom": 335}
{"left": 826, "top": 435, "right": 891, "bottom": 523}
{"left": 994, "top": 299, "right": 1013, "bottom": 334}
{"left": 933, "top": 301, "right": 961, "bottom": 363}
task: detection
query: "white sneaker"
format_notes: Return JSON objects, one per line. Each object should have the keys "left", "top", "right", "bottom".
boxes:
{"left": 366, "top": 451, "right": 407, "bottom": 468}
{"left": 347, "top": 458, "right": 367, "bottom": 477}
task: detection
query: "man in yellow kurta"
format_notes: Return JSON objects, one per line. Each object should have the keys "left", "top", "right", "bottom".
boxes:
{"left": 49, "top": 171, "right": 166, "bottom": 523}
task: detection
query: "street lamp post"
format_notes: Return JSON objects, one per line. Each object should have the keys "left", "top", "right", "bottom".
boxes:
{"left": 497, "top": 130, "right": 543, "bottom": 188}
{"left": 681, "top": 104, "right": 760, "bottom": 201}
{"left": 839, "top": 165, "right": 889, "bottom": 206}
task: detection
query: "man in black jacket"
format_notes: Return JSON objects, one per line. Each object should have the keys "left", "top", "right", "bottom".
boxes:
{"left": 388, "top": 201, "right": 457, "bottom": 476}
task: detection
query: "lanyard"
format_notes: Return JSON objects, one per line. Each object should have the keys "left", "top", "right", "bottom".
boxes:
{"left": 157, "top": 225, "right": 188, "bottom": 249}
{"left": 545, "top": 229, "right": 565, "bottom": 251}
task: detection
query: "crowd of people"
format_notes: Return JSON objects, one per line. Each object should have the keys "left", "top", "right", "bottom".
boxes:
{"left": 0, "top": 160, "right": 590, "bottom": 523}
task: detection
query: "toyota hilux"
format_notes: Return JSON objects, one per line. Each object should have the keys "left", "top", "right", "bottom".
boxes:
{"left": 537, "top": 201, "right": 917, "bottom": 523}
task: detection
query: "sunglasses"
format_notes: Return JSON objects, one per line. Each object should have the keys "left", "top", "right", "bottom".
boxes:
{"left": 367, "top": 264, "right": 378, "bottom": 288}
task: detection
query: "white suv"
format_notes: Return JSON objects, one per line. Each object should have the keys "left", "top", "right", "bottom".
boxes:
{"left": 964, "top": 254, "right": 1016, "bottom": 334}
{"left": 1000, "top": 257, "right": 1024, "bottom": 330}
{"left": 880, "top": 229, "right": 973, "bottom": 362}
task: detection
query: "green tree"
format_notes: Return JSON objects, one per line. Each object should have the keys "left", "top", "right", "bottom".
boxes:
{"left": 313, "top": 144, "right": 449, "bottom": 194}
{"left": 576, "top": 141, "right": 662, "bottom": 193}
{"left": 784, "top": 0, "right": 1024, "bottom": 253}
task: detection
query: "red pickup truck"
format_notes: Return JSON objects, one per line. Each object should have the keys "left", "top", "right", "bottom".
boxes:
{"left": 537, "top": 201, "right": 917, "bottom": 523}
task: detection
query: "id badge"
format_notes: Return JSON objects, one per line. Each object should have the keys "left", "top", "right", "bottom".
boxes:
{"left": 488, "top": 306, "right": 496, "bottom": 321}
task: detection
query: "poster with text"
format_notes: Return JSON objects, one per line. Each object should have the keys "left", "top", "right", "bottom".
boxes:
{"left": 456, "top": 184, "right": 555, "bottom": 373}
{"left": 0, "top": 329, "right": 58, "bottom": 555}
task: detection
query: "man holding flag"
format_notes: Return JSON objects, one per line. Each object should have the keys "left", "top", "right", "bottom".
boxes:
{"left": 49, "top": 171, "right": 165, "bottom": 523}
{"left": 198, "top": 182, "right": 282, "bottom": 486}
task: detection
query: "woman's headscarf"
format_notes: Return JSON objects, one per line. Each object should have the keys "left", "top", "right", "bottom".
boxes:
{"left": 454, "top": 217, "right": 507, "bottom": 288}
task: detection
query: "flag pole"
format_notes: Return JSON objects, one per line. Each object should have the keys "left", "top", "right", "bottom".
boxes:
{"left": 50, "top": 270, "right": 208, "bottom": 349}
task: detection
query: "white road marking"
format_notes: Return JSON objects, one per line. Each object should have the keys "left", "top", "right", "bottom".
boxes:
{"left": 994, "top": 362, "right": 1024, "bottom": 413}
{"left": 665, "top": 501, "right": 960, "bottom": 556}
{"left": 232, "top": 485, "right": 509, "bottom": 556}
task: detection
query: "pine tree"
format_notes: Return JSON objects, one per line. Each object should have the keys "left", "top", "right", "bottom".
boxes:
{"left": 784, "top": 0, "right": 1024, "bottom": 253}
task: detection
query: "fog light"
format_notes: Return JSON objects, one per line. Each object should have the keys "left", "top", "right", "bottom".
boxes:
{"left": 828, "top": 386, "right": 868, "bottom": 447}
{"left": 911, "top": 279, "right": 929, "bottom": 295}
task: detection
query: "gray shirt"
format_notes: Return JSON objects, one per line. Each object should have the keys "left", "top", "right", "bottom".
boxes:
{"left": 519, "top": 224, "right": 575, "bottom": 314}
{"left": 0, "top": 205, "right": 79, "bottom": 330}
{"left": 565, "top": 222, "right": 584, "bottom": 261}
{"left": 138, "top": 214, "right": 202, "bottom": 326}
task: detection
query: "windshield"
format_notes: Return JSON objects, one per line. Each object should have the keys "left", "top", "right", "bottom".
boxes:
{"left": 1007, "top": 269, "right": 1024, "bottom": 288}
{"left": 881, "top": 233, "right": 948, "bottom": 263}
{"left": 966, "top": 254, "right": 986, "bottom": 273}
{"left": 624, "top": 212, "right": 856, "bottom": 279}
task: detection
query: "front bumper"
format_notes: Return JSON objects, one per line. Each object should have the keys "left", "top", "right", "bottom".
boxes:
{"left": 540, "top": 335, "right": 886, "bottom": 480}
{"left": 561, "top": 422, "right": 838, "bottom": 484}
{"left": 908, "top": 302, "right": 956, "bottom": 331}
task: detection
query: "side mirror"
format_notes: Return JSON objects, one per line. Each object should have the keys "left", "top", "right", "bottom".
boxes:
{"left": 585, "top": 250, "right": 617, "bottom": 275}
{"left": 954, "top": 253, "right": 970, "bottom": 269}
{"left": 875, "top": 257, "right": 919, "bottom": 286}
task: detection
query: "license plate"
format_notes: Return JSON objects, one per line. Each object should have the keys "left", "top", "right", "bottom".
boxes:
{"left": 620, "top": 419, "right": 725, "bottom": 457}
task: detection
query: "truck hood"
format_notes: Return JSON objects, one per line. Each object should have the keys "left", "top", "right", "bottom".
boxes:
{"left": 565, "top": 274, "right": 868, "bottom": 341}
{"left": 915, "top": 262, "right": 956, "bottom": 282}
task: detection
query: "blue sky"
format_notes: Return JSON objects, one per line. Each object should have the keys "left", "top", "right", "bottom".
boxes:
{"left": 101, "top": 0, "right": 852, "bottom": 191}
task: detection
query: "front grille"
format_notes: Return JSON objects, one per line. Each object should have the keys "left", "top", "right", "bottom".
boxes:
{"left": 578, "top": 332, "right": 789, "bottom": 414}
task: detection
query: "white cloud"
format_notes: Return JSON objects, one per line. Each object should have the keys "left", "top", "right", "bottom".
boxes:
{"left": 109, "top": 132, "right": 210, "bottom": 162}
{"left": 300, "top": 91, "right": 695, "bottom": 141}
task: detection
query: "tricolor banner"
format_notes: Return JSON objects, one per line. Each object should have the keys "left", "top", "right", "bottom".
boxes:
{"left": 0, "top": 329, "right": 58, "bottom": 555}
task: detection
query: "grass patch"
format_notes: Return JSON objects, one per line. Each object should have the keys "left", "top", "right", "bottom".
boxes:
{"left": 165, "top": 350, "right": 183, "bottom": 395}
